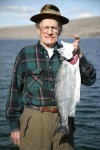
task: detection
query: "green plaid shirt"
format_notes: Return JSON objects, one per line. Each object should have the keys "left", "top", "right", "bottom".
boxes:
{"left": 6, "top": 41, "right": 96, "bottom": 131}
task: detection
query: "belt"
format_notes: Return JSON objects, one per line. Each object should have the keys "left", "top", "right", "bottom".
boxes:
{"left": 26, "top": 105, "right": 58, "bottom": 113}
{"left": 42, "top": 107, "right": 58, "bottom": 113}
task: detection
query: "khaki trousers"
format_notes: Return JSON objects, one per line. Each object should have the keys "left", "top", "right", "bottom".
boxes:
{"left": 20, "top": 107, "right": 75, "bottom": 150}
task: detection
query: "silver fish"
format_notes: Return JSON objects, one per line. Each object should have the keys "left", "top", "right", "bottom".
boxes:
{"left": 55, "top": 41, "right": 81, "bottom": 134}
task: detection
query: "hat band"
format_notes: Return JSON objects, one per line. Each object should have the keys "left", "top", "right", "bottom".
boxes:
{"left": 41, "top": 10, "right": 61, "bottom": 16}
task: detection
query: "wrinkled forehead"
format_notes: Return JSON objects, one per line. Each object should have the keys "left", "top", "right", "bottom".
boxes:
{"left": 39, "top": 18, "right": 59, "bottom": 27}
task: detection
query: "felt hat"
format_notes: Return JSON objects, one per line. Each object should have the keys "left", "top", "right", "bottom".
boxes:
{"left": 30, "top": 4, "right": 69, "bottom": 25}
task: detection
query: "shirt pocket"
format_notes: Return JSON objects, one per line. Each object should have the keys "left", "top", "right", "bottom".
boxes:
{"left": 26, "top": 67, "right": 43, "bottom": 89}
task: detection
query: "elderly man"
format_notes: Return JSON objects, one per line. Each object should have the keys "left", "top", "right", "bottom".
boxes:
{"left": 6, "top": 4, "right": 96, "bottom": 150}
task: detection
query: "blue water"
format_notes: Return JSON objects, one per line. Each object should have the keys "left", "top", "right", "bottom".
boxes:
{"left": 0, "top": 38, "right": 100, "bottom": 150}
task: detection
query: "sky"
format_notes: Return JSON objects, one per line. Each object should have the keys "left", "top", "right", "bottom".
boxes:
{"left": 0, "top": 0, "right": 100, "bottom": 28}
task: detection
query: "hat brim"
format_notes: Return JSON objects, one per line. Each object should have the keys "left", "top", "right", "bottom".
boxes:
{"left": 30, "top": 13, "right": 69, "bottom": 25}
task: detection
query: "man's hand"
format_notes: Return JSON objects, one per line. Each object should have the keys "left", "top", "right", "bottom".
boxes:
{"left": 11, "top": 131, "right": 20, "bottom": 146}
{"left": 73, "top": 34, "right": 81, "bottom": 56}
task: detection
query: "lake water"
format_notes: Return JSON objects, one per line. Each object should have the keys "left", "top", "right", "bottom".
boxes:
{"left": 0, "top": 38, "right": 100, "bottom": 150}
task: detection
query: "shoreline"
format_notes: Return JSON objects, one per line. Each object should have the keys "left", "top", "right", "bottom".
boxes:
{"left": 0, "top": 16, "right": 100, "bottom": 39}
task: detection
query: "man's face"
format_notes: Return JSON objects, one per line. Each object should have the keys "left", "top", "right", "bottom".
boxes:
{"left": 37, "top": 19, "right": 61, "bottom": 48}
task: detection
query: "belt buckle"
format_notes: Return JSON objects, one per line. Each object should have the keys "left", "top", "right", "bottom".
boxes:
{"left": 45, "top": 107, "right": 54, "bottom": 113}
{"left": 51, "top": 107, "right": 55, "bottom": 113}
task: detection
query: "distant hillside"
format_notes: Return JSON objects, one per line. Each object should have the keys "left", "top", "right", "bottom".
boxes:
{"left": 0, "top": 16, "right": 100, "bottom": 39}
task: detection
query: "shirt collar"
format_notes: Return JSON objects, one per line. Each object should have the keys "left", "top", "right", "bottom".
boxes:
{"left": 36, "top": 40, "right": 62, "bottom": 54}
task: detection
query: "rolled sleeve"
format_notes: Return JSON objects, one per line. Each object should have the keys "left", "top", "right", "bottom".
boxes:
{"left": 79, "top": 54, "right": 96, "bottom": 86}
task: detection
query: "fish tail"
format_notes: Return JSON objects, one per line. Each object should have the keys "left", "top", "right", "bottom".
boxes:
{"left": 53, "top": 122, "right": 69, "bottom": 135}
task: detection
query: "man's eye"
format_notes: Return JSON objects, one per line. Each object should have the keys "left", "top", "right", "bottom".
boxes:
{"left": 44, "top": 27, "right": 49, "bottom": 29}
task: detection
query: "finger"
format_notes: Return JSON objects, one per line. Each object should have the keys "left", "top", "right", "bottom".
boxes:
{"left": 73, "top": 34, "right": 80, "bottom": 39}
{"left": 11, "top": 131, "right": 20, "bottom": 146}
{"left": 12, "top": 136, "right": 20, "bottom": 146}
{"left": 14, "top": 137, "right": 20, "bottom": 146}
{"left": 73, "top": 34, "right": 80, "bottom": 42}
{"left": 17, "top": 138, "right": 20, "bottom": 146}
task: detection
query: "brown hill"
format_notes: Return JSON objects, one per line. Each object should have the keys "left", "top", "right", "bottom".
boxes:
{"left": 0, "top": 16, "right": 100, "bottom": 39}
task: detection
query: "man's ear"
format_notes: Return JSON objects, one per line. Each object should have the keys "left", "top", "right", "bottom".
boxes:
{"left": 58, "top": 29, "right": 62, "bottom": 36}
{"left": 58, "top": 31, "right": 61, "bottom": 36}
{"left": 37, "top": 28, "right": 40, "bottom": 35}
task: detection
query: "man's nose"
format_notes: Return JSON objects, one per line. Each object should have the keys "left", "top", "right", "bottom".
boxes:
{"left": 47, "top": 27, "right": 53, "bottom": 34}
